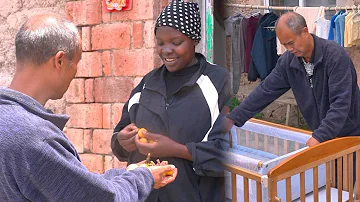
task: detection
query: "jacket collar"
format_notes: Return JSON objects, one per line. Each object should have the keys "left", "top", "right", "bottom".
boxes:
{"left": 144, "top": 53, "right": 207, "bottom": 96}
{"left": 0, "top": 87, "right": 69, "bottom": 130}
{"left": 289, "top": 34, "right": 324, "bottom": 70}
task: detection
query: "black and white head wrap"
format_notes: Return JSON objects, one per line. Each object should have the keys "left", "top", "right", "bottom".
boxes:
{"left": 155, "top": 0, "right": 201, "bottom": 41}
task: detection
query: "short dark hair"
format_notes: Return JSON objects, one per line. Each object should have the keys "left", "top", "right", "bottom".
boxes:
{"left": 275, "top": 12, "right": 307, "bottom": 35}
{"left": 15, "top": 14, "right": 80, "bottom": 66}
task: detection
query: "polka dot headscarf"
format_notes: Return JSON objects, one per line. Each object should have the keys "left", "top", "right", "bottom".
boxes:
{"left": 155, "top": 0, "right": 201, "bottom": 41}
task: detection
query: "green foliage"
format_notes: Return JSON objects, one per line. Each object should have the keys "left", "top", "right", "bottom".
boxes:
{"left": 226, "top": 96, "right": 240, "bottom": 111}
{"left": 224, "top": 96, "right": 311, "bottom": 131}
{"left": 273, "top": 117, "right": 286, "bottom": 124}
{"left": 253, "top": 112, "right": 264, "bottom": 119}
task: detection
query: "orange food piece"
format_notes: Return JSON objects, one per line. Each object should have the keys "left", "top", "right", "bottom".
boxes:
{"left": 139, "top": 137, "right": 148, "bottom": 143}
{"left": 138, "top": 128, "right": 147, "bottom": 138}
{"left": 164, "top": 170, "right": 174, "bottom": 176}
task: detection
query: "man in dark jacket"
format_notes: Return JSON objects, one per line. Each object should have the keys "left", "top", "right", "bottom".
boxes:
{"left": 224, "top": 12, "right": 360, "bottom": 147}
{"left": 0, "top": 13, "right": 177, "bottom": 202}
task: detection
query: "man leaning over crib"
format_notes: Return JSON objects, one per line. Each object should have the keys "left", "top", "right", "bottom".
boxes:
{"left": 222, "top": 11, "right": 360, "bottom": 147}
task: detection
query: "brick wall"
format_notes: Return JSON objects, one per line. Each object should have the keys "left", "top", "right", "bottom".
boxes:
{"left": 64, "top": 0, "right": 170, "bottom": 173}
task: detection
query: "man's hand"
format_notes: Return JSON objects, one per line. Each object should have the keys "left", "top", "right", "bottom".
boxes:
{"left": 306, "top": 137, "right": 320, "bottom": 147}
{"left": 134, "top": 131, "right": 178, "bottom": 158}
{"left": 148, "top": 165, "right": 178, "bottom": 189}
{"left": 222, "top": 117, "right": 235, "bottom": 134}
{"left": 117, "top": 123, "right": 138, "bottom": 152}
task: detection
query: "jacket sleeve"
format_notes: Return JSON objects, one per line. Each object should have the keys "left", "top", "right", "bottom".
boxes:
{"left": 23, "top": 139, "right": 154, "bottom": 202}
{"left": 111, "top": 78, "right": 147, "bottom": 161}
{"left": 227, "top": 57, "right": 290, "bottom": 127}
{"left": 312, "top": 49, "right": 355, "bottom": 142}
{"left": 185, "top": 71, "right": 231, "bottom": 177}
{"left": 185, "top": 112, "right": 230, "bottom": 177}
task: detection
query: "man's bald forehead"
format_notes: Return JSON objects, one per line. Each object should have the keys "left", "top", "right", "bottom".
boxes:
{"left": 275, "top": 12, "right": 307, "bottom": 35}
{"left": 23, "top": 14, "right": 64, "bottom": 31}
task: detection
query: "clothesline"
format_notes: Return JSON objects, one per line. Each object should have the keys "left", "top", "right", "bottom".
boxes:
{"left": 224, "top": 3, "right": 360, "bottom": 11}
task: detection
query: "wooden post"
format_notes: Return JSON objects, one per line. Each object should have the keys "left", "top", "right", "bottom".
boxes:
{"left": 231, "top": 173, "right": 237, "bottom": 202}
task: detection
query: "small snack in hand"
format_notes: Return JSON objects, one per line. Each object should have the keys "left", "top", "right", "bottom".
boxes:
{"left": 138, "top": 128, "right": 147, "bottom": 138}
{"left": 139, "top": 137, "right": 149, "bottom": 143}
{"left": 127, "top": 153, "right": 175, "bottom": 176}
{"left": 137, "top": 128, "right": 154, "bottom": 143}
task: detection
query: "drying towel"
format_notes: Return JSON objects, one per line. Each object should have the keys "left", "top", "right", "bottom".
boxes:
{"left": 294, "top": 6, "right": 326, "bottom": 34}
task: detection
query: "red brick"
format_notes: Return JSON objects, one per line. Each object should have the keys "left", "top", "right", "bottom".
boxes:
{"left": 113, "top": 49, "right": 155, "bottom": 76}
{"left": 94, "top": 77, "right": 133, "bottom": 103}
{"left": 144, "top": 20, "right": 156, "bottom": 48}
{"left": 132, "top": 21, "right": 143, "bottom": 49}
{"left": 161, "top": 0, "right": 169, "bottom": 9}
{"left": 111, "top": 0, "right": 155, "bottom": 21}
{"left": 66, "top": 0, "right": 102, "bottom": 26}
{"left": 154, "top": 55, "right": 163, "bottom": 68}
{"left": 113, "top": 156, "right": 127, "bottom": 169}
{"left": 93, "top": 129, "right": 113, "bottom": 154}
{"left": 104, "top": 155, "right": 114, "bottom": 171}
{"left": 65, "top": 1, "right": 82, "bottom": 23}
{"left": 102, "top": 51, "right": 112, "bottom": 76}
{"left": 82, "top": 27, "right": 91, "bottom": 51}
{"left": 76, "top": 52, "right": 102, "bottom": 78}
{"left": 64, "top": 79, "right": 85, "bottom": 103}
{"left": 103, "top": 104, "right": 111, "bottom": 129}
{"left": 104, "top": 155, "right": 126, "bottom": 169}
{"left": 79, "top": 154, "right": 104, "bottom": 173}
{"left": 133, "top": 77, "right": 143, "bottom": 88}
{"left": 84, "top": 129, "right": 92, "bottom": 152}
{"left": 111, "top": 103, "right": 124, "bottom": 127}
{"left": 65, "top": 129, "right": 84, "bottom": 153}
{"left": 66, "top": 104, "right": 103, "bottom": 128}
{"left": 101, "top": 0, "right": 111, "bottom": 23}
{"left": 91, "top": 23, "right": 131, "bottom": 50}
{"left": 85, "top": 79, "right": 94, "bottom": 103}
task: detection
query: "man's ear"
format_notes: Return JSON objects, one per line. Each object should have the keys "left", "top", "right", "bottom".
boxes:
{"left": 54, "top": 51, "right": 66, "bottom": 70}
{"left": 302, "top": 26, "right": 309, "bottom": 35}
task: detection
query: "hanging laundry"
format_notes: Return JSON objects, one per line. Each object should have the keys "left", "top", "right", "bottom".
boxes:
{"left": 294, "top": 6, "right": 326, "bottom": 34}
{"left": 315, "top": 16, "right": 330, "bottom": 39}
{"left": 250, "top": 12, "right": 279, "bottom": 81}
{"left": 230, "top": 16, "right": 247, "bottom": 93}
{"left": 334, "top": 12, "right": 346, "bottom": 47}
{"left": 344, "top": 11, "right": 354, "bottom": 47}
{"left": 328, "top": 10, "right": 344, "bottom": 40}
{"left": 248, "top": 12, "right": 273, "bottom": 81}
{"left": 245, "top": 14, "right": 262, "bottom": 73}
{"left": 224, "top": 14, "right": 242, "bottom": 36}
{"left": 276, "top": 37, "right": 287, "bottom": 55}
{"left": 350, "top": 12, "right": 360, "bottom": 46}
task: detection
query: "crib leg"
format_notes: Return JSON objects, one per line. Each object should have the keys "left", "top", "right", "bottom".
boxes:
{"left": 356, "top": 151, "right": 360, "bottom": 200}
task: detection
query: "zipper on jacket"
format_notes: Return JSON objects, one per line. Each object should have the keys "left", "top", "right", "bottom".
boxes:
{"left": 165, "top": 103, "right": 169, "bottom": 110}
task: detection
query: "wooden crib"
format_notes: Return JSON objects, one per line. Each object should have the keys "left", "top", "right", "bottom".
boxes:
{"left": 224, "top": 118, "right": 360, "bottom": 202}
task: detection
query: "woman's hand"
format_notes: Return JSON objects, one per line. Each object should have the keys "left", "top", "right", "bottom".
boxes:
{"left": 134, "top": 131, "right": 178, "bottom": 157}
{"left": 117, "top": 123, "right": 138, "bottom": 152}
{"left": 135, "top": 131, "right": 192, "bottom": 160}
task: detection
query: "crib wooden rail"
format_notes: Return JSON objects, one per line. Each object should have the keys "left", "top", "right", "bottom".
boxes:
{"left": 236, "top": 119, "right": 311, "bottom": 156}
{"left": 224, "top": 164, "right": 263, "bottom": 202}
{"left": 267, "top": 137, "right": 360, "bottom": 202}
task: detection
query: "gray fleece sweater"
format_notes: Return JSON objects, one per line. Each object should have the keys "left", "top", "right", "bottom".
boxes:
{"left": 0, "top": 87, "right": 154, "bottom": 202}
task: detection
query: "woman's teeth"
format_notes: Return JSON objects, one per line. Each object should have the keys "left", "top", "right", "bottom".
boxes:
{"left": 165, "top": 58, "right": 177, "bottom": 62}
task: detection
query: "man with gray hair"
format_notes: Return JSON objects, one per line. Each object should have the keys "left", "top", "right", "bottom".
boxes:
{"left": 221, "top": 11, "right": 359, "bottom": 191}
{"left": 223, "top": 12, "right": 360, "bottom": 146}
{"left": 0, "top": 13, "right": 177, "bottom": 202}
